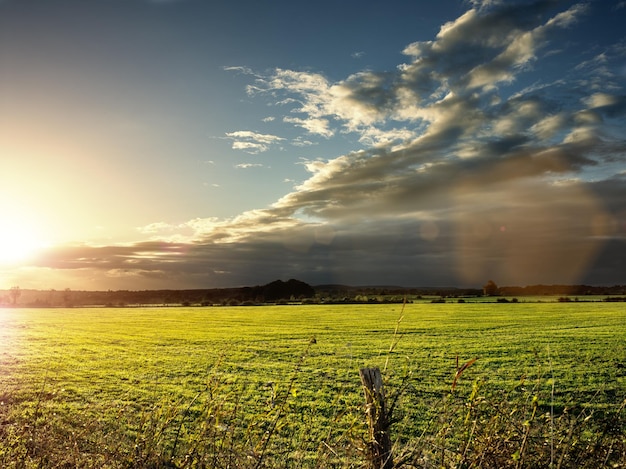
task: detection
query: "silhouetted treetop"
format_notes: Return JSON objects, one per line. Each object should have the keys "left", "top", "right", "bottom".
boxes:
{"left": 483, "top": 280, "right": 499, "bottom": 296}
{"left": 261, "top": 279, "right": 315, "bottom": 301}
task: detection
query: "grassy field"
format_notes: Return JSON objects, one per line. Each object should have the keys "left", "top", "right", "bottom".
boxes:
{"left": 1, "top": 303, "right": 625, "bottom": 467}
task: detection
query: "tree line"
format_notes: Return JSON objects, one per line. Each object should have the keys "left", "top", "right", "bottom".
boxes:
{"left": 2, "top": 281, "right": 625, "bottom": 308}
{"left": 0, "top": 280, "right": 315, "bottom": 308}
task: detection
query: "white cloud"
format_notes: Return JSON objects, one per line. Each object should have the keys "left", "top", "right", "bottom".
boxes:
{"left": 531, "top": 113, "right": 568, "bottom": 140}
{"left": 235, "top": 163, "right": 264, "bottom": 169}
{"left": 584, "top": 93, "right": 619, "bottom": 109}
{"left": 222, "top": 65, "right": 255, "bottom": 75}
{"left": 138, "top": 222, "right": 175, "bottom": 234}
{"left": 546, "top": 3, "right": 587, "bottom": 28}
{"left": 225, "top": 130, "right": 284, "bottom": 143}
{"left": 291, "top": 137, "right": 315, "bottom": 147}
{"left": 231, "top": 141, "right": 268, "bottom": 152}
{"left": 224, "top": 130, "right": 285, "bottom": 153}
{"left": 283, "top": 116, "right": 333, "bottom": 137}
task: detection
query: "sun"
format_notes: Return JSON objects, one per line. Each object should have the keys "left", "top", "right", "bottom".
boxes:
{"left": 0, "top": 222, "right": 46, "bottom": 265}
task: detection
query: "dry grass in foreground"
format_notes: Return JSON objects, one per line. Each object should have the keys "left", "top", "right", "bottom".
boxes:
{"left": 1, "top": 359, "right": 625, "bottom": 468}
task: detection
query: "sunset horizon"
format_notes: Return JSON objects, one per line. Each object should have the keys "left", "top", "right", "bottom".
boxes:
{"left": 1, "top": 0, "right": 625, "bottom": 291}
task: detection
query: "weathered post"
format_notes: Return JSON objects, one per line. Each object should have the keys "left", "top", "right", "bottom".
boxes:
{"left": 359, "top": 367, "right": 394, "bottom": 469}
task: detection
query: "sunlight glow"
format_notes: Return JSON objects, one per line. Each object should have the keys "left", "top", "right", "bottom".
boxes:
{"left": 0, "top": 209, "right": 47, "bottom": 265}
{"left": 0, "top": 229, "right": 43, "bottom": 265}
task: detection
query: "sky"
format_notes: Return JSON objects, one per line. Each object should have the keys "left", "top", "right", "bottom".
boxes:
{"left": 1, "top": 0, "right": 625, "bottom": 291}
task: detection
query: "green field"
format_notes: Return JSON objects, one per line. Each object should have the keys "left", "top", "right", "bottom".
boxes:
{"left": 1, "top": 303, "right": 625, "bottom": 468}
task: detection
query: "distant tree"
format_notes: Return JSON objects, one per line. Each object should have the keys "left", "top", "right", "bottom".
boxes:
{"left": 483, "top": 280, "right": 499, "bottom": 296}
{"left": 63, "top": 288, "right": 73, "bottom": 307}
{"left": 9, "top": 286, "right": 21, "bottom": 306}
{"left": 262, "top": 279, "right": 314, "bottom": 302}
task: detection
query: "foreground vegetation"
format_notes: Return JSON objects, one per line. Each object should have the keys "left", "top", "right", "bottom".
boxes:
{"left": 0, "top": 303, "right": 624, "bottom": 467}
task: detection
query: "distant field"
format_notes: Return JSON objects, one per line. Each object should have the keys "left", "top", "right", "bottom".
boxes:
{"left": 1, "top": 303, "right": 625, "bottom": 467}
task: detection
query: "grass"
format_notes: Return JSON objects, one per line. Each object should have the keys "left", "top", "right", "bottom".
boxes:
{"left": 0, "top": 303, "right": 625, "bottom": 467}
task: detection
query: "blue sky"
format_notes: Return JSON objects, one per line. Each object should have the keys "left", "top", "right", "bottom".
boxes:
{"left": 1, "top": 0, "right": 625, "bottom": 290}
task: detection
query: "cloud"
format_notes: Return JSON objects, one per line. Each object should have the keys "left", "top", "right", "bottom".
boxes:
{"left": 16, "top": 1, "right": 626, "bottom": 290}
{"left": 222, "top": 65, "right": 256, "bottom": 75}
{"left": 224, "top": 130, "right": 285, "bottom": 153}
{"left": 291, "top": 137, "right": 315, "bottom": 147}
{"left": 402, "top": 2, "right": 587, "bottom": 93}
{"left": 230, "top": 1, "right": 589, "bottom": 150}
{"left": 213, "top": 1, "right": 624, "bottom": 285}
{"left": 235, "top": 163, "right": 264, "bottom": 169}
{"left": 283, "top": 116, "right": 333, "bottom": 137}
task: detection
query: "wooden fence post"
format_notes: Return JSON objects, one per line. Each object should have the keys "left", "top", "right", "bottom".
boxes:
{"left": 359, "top": 367, "right": 394, "bottom": 469}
